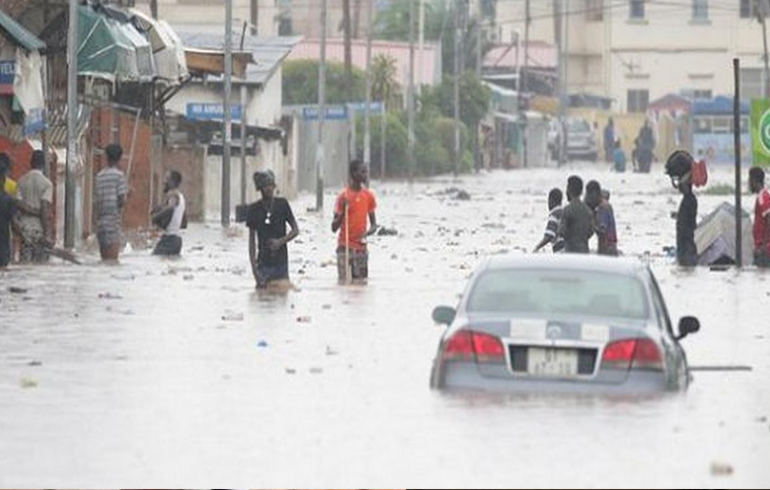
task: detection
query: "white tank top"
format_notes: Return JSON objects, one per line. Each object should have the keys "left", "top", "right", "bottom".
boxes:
{"left": 166, "top": 191, "right": 186, "bottom": 236}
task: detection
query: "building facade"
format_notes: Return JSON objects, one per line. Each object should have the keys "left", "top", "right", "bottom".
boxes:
{"left": 494, "top": 0, "right": 769, "bottom": 112}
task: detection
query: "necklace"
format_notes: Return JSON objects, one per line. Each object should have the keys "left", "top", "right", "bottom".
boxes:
{"left": 264, "top": 198, "right": 275, "bottom": 225}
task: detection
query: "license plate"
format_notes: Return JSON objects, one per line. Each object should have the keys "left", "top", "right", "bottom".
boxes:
{"left": 527, "top": 348, "right": 579, "bottom": 378}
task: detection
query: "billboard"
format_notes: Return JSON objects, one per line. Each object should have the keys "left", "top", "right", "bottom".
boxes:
{"left": 751, "top": 98, "right": 770, "bottom": 167}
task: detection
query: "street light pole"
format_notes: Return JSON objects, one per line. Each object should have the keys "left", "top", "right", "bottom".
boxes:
{"left": 316, "top": 0, "right": 328, "bottom": 210}
{"left": 64, "top": 0, "right": 78, "bottom": 249}
{"left": 407, "top": 0, "right": 416, "bottom": 182}
{"left": 222, "top": 0, "right": 232, "bottom": 227}
{"left": 453, "top": 0, "right": 462, "bottom": 177}
{"left": 364, "top": 0, "right": 373, "bottom": 173}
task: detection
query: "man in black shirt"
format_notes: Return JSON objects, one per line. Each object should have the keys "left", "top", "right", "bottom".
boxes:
{"left": 246, "top": 170, "right": 299, "bottom": 288}
{"left": 667, "top": 151, "right": 698, "bottom": 267}
{"left": 0, "top": 170, "right": 17, "bottom": 268}
{"left": 558, "top": 175, "right": 594, "bottom": 254}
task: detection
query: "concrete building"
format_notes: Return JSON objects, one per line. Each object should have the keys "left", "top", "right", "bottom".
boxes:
{"left": 134, "top": 0, "right": 380, "bottom": 39}
{"left": 168, "top": 30, "right": 302, "bottom": 219}
{"left": 493, "top": 0, "right": 770, "bottom": 112}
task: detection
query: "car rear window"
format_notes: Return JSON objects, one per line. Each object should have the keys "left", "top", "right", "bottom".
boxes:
{"left": 467, "top": 269, "right": 650, "bottom": 320}
{"left": 568, "top": 119, "right": 590, "bottom": 132}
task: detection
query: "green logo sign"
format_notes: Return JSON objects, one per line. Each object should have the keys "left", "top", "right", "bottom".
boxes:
{"left": 760, "top": 108, "right": 770, "bottom": 154}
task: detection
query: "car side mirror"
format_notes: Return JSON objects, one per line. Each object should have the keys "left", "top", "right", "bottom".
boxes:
{"left": 677, "top": 316, "right": 700, "bottom": 340}
{"left": 432, "top": 306, "right": 456, "bottom": 326}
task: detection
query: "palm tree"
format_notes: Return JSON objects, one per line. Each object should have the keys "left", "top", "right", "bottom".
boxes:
{"left": 371, "top": 54, "right": 401, "bottom": 111}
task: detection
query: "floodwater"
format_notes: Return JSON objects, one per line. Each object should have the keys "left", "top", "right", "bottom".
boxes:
{"left": 1, "top": 164, "right": 769, "bottom": 488}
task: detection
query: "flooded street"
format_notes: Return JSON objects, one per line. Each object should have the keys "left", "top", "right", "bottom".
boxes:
{"left": 1, "top": 165, "right": 769, "bottom": 488}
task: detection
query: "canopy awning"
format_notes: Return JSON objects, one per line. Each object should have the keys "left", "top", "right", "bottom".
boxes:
{"left": 77, "top": 5, "right": 139, "bottom": 81}
{"left": 130, "top": 9, "right": 188, "bottom": 83}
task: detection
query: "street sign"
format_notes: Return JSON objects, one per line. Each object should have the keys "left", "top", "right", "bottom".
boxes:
{"left": 301, "top": 105, "right": 349, "bottom": 121}
{"left": 186, "top": 102, "right": 243, "bottom": 122}
{"left": 347, "top": 101, "right": 385, "bottom": 114}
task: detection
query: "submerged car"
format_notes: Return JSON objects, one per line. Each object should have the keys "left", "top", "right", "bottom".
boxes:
{"left": 430, "top": 255, "right": 700, "bottom": 394}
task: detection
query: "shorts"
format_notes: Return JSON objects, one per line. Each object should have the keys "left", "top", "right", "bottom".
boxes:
{"left": 153, "top": 234, "right": 183, "bottom": 256}
{"left": 97, "top": 230, "right": 121, "bottom": 261}
{"left": 337, "top": 246, "right": 368, "bottom": 282}
{"left": 256, "top": 262, "right": 289, "bottom": 288}
{"left": 755, "top": 250, "right": 770, "bottom": 268}
{"left": 20, "top": 238, "right": 49, "bottom": 263}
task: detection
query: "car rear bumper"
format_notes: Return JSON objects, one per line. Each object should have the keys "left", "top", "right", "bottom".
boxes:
{"left": 434, "top": 362, "right": 669, "bottom": 394}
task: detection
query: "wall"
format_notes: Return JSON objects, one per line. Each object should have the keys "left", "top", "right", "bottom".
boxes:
{"left": 87, "top": 107, "right": 153, "bottom": 234}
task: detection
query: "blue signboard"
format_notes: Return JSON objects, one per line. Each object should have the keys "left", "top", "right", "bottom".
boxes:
{"left": 0, "top": 60, "right": 15, "bottom": 95}
{"left": 186, "top": 103, "right": 242, "bottom": 121}
{"left": 347, "top": 102, "right": 384, "bottom": 114}
{"left": 302, "top": 105, "right": 349, "bottom": 121}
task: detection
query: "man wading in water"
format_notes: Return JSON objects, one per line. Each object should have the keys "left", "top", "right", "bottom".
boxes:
{"left": 247, "top": 170, "right": 299, "bottom": 289}
{"left": 332, "top": 159, "right": 377, "bottom": 284}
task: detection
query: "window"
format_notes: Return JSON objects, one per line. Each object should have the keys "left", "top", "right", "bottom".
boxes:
{"left": 586, "top": 0, "right": 604, "bottom": 21}
{"left": 740, "top": 0, "right": 754, "bottom": 18}
{"left": 741, "top": 68, "right": 764, "bottom": 99}
{"left": 693, "top": 89, "right": 712, "bottom": 100}
{"left": 694, "top": 117, "right": 712, "bottom": 134}
{"left": 630, "top": 0, "right": 645, "bottom": 19}
{"left": 627, "top": 89, "right": 649, "bottom": 113}
{"left": 712, "top": 116, "right": 732, "bottom": 134}
{"left": 692, "top": 0, "right": 708, "bottom": 20}
{"left": 467, "top": 269, "right": 650, "bottom": 320}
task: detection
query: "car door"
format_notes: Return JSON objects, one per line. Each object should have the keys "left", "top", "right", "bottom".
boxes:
{"left": 648, "top": 270, "right": 689, "bottom": 389}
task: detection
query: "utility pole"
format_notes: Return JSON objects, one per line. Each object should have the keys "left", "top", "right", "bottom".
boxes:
{"left": 407, "top": 0, "right": 416, "bottom": 181}
{"left": 316, "top": 0, "right": 328, "bottom": 210}
{"left": 240, "top": 84, "right": 248, "bottom": 205}
{"left": 554, "top": 0, "right": 567, "bottom": 166}
{"left": 453, "top": 0, "right": 463, "bottom": 176}
{"left": 250, "top": 0, "right": 258, "bottom": 36}
{"left": 364, "top": 0, "right": 374, "bottom": 172}
{"left": 150, "top": 0, "right": 158, "bottom": 19}
{"left": 222, "top": 0, "right": 233, "bottom": 227}
{"left": 734, "top": 58, "right": 743, "bottom": 267}
{"left": 758, "top": 0, "right": 770, "bottom": 97}
{"left": 65, "top": 0, "right": 78, "bottom": 249}
{"left": 343, "top": 0, "right": 353, "bottom": 93}
{"left": 418, "top": 0, "right": 425, "bottom": 97}
{"left": 522, "top": 0, "right": 530, "bottom": 168}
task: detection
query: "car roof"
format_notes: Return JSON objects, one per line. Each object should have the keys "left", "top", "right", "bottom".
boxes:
{"left": 483, "top": 254, "right": 648, "bottom": 276}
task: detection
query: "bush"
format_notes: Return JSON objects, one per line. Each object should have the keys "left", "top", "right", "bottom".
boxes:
{"left": 354, "top": 112, "right": 409, "bottom": 178}
{"left": 283, "top": 60, "right": 367, "bottom": 106}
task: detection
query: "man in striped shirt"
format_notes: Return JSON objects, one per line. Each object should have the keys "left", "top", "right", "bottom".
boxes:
{"left": 533, "top": 188, "right": 565, "bottom": 253}
{"left": 94, "top": 144, "right": 128, "bottom": 261}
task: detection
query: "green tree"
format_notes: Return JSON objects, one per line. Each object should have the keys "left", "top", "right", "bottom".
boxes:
{"left": 421, "top": 71, "right": 492, "bottom": 139}
{"left": 283, "top": 59, "right": 367, "bottom": 105}
{"left": 371, "top": 54, "right": 402, "bottom": 110}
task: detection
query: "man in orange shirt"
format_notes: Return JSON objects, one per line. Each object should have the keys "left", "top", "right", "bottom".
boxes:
{"left": 332, "top": 159, "right": 378, "bottom": 284}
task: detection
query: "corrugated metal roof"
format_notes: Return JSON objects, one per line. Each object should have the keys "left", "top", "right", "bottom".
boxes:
{"left": 0, "top": 8, "right": 46, "bottom": 52}
{"left": 175, "top": 28, "right": 301, "bottom": 85}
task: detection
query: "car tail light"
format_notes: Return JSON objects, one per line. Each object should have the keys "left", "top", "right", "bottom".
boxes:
{"left": 443, "top": 330, "right": 505, "bottom": 363}
{"left": 601, "top": 338, "right": 663, "bottom": 372}
{"left": 631, "top": 338, "right": 664, "bottom": 371}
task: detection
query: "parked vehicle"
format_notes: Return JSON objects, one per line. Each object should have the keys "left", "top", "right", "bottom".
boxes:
{"left": 430, "top": 255, "right": 700, "bottom": 394}
{"left": 548, "top": 117, "right": 599, "bottom": 162}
